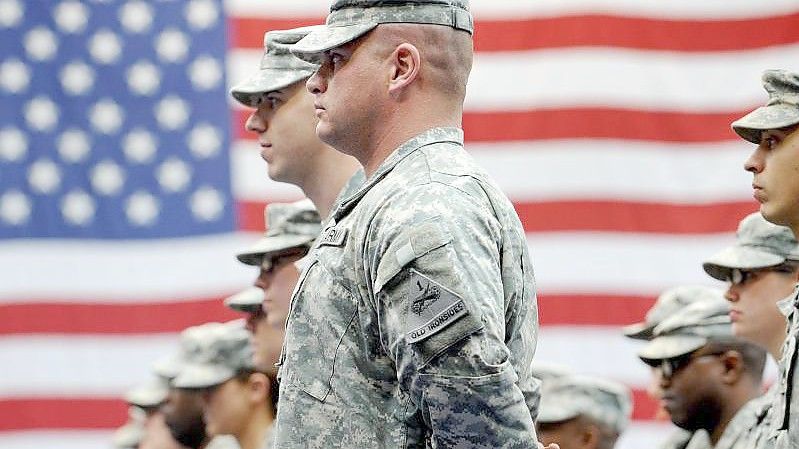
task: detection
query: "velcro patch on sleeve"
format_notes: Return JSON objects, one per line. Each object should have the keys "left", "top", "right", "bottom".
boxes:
{"left": 406, "top": 269, "right": 468, "bottom": 344}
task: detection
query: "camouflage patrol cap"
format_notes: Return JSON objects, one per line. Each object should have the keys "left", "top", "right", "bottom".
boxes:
{"left": 224, "top": 286, "right": 264, "bottom": 313}
{"left": 292, "top": 0, "right": 473, "bottom": 63}
{"left": 537, "top": 374, "right": 633, "bottom": 435}
{"left": 530, "top": 361, "right": 572, "bottom": 383}
{"left": 125, "top": 377, "right": 169, "bottom": 408}
{"left": 172, "top": 320, "right": 255, "bottom": 389}
{"left": 703, "top": 212, "right": 799, "bottom": 282}
{"left": 623, "top": 285, "right": 722, "bottom": 341}
{"left": 638, "top": 295, "right": 731, "bottom": 362}
{"left": 732, "top": 70, "right": 799, "bottom": 144}
{"left": 236, "top": 199, "right": 322, "bottom": 267}
{"left": 230, "top": 26, "right": 321, "bottom": 107}
{"left": 153, "top": 322, "right": 227, "bottom": 380}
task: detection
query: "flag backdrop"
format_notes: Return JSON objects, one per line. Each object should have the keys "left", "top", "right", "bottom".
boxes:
{"left": 2, "top": 0, "right": 799, "bottom": 447}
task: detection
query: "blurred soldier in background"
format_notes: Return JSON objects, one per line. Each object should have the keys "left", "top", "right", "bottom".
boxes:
{"left": 173, "top": 321, "right": 269, "bottom": 449}
{"left": 735, "top": 69, "right": 799, "bottom": 448}
{"left": 623, "top": 286, "right": 723, "bottom": 448}
{"left": 536, "top": 374, "right": 632, "bottom": 449}
{"left": 157, "top": 323, "right": 240, "bottom": 449}
{"left": 638, "top": 298, "right": 767, "bottom": 448}
{"left": 268, "top": 0, "right": 540, "bottom": 446}
{"left": 232, "top": 27, "right": 360, "bottom": 219}
{"left": 125, "top": 376, "right": 183, "bottom": 449}
{"left": 703, "top": 211, "right": 799, "bottom": 447}
{"left": 112, "top": 407, "right": 146, "bottom": 449}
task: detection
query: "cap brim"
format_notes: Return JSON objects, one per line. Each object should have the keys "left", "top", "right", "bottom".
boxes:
{"left": 291, "top": 23, "right": 379, "bottom": 63}
{"left": 152, "top": 354, "right": 184, "bottom": 381}
{"left": 537, "top": 398, "right": 581, "bottom": 424}
{"left": 172, "top": 363, "right": 236, "bottom": 389}
{"left": 702, "top": 245, "right": 785, "bottom": 281}
{"left": 230, "top": 68, "right": 313, "bottom": 107}
{"left": 224, "top": 287, "right": 263, "bottom": 313}
{"left": 732, "top": 104, "right": 799, "bottom": 144}
{"left": 236, "top": 235, "right": 314, "bottom": 266}
{"left": 125, "top": 380, "right": 168, "bottom": 408}
{"left": 638, "top": 335, "right": 707, "bottom": 361}
{"left": 622, "top": 322, "right": 655, "bottom": 340}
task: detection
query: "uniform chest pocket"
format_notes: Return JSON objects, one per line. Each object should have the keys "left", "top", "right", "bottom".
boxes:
{"left": 285, "top": 257, "right": 359, "bottom": 402}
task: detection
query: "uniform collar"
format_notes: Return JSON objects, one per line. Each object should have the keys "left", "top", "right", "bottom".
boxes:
{"left": 331, "top": 127, "right": 463, "bottom": 221}
{"left": 776, "top": 283, "right": 799, "bottom": 318}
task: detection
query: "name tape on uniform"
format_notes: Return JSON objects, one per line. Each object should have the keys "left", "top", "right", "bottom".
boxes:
{"left": 318, "top": 226, "right": 348, "bottom": 247}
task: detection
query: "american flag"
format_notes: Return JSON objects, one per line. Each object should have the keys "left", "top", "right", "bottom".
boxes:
{"left": 2, "top": 0, "right": 799, "bottom": 447}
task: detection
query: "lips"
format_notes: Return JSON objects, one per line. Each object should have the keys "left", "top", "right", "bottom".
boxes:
{"left": 729, "top": 309, "right": 742, "bottom": 322}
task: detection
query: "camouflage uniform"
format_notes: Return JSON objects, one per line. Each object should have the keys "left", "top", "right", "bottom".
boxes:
{"left": 731, "top": 69, "right": 799, "bottom": 449}
{"left": 273, "top": 127, "right": 538, "bottom": 448}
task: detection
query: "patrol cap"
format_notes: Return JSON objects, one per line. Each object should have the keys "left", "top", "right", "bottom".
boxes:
{"left": 172, "top": 320, "right": 255, "bottom": 389}
{"left": 224, "top": 286, "right": 263, "bottom": 314}
{"left": 732, "top": 69, "right": 799, "bottom": 144}
{"left": 623, "top": 285, "right": 722, "bottom": 341}
{"left": 292, "top": 0, "right": 474, "bottom": 63}
{"left": 638, "top": 295, "right": 731, "bottom": 362}
{"left": 230, "top": 26, "right": 321, "bottom": 107}
{"left": 236, "top": 199, "right": 322, "bottom": 267}
{"left": 153, "top": 322, "right": 227, "bottom": 380}
{"left": 703, "top": 212, "right": 799, "bottom": 282}
{"left": 124, "top": 377, "right": 169, "bottom": 408}
{"left": 530, "top": 361, "right": 572, "bottom": 383}
{"left": 537, "top": 374, "right": 633, "bottom": 435}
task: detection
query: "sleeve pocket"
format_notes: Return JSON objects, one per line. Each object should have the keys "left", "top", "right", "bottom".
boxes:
{"left": 374, "top": 219, "right": 452, "bottom": 294}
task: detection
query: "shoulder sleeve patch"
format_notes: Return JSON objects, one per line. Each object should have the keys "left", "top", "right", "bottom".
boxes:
{"left": 406, "top": 269, "right": 469, "bottom": 344}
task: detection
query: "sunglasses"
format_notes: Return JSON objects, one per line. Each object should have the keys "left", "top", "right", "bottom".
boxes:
{"left": 648, "top": 351, "right": 727, "bottom": 380}
{"left": 724, "top": 265, "right": 796, "bottom": 286}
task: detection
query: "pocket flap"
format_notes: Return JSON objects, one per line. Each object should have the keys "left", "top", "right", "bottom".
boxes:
{"left": 374, "top": 220, "right": 452, "bottom": 293}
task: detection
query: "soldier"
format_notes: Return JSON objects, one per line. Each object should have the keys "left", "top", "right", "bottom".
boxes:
{"left": 113, "top": 407, "right": 146, "bottom": 449}
{"left": 157, "top": 324, "right": 240, "bottom": 449}
{"left": 125, "top": 375, "right": 187, "bottom": 449}
{"left": 638, "top": 298, "right": 767, "bottom": 448}
{"left": 270, "top": 1, "right": 540, "bottom": 447}
{"left": 735, "top": 69, "right": 799, "bottom": 448}
{"left": 624, "top": 286, "right": 723, "bottom": 449}
{"left": 232, "top": 27, "right": 360, "bottom": 219}
{"left": 702, "top": 211, "right": 799, "bottom": 447}
{"left": 173, "top": 321, "right": 270, "bottom": 449}
{"left": 536, "top": 374, "right": 632, "bottom": 449}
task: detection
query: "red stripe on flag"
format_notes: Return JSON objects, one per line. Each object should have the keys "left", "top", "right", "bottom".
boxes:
{"left": 229, "top": 13, "right": 799, "bottom": 52}
{"left": 0, "top": 398, "right": 128, "bottom": 430}
{"left": 237, "top": 200, "right": 753, "bottom": 235}
{"left": 0, "top": 390, "right": 663, "bottom": 430}
{"left": 233, "top": 108, "right": 747, "bottom": 143}
{"left": 0, "top": 294, "right": 658, "bottom": 334}
{"left": 0, "top": 299, "right": 240, "bottom": 335}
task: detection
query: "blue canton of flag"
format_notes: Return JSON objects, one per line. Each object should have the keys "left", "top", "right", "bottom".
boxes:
{"left": 0, "top": 0, "right": 233, "bottom": 239}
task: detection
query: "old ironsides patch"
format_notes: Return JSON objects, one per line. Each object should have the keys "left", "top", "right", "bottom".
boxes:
{"left": 406, "top": 269, "right": 468, "bottom": 343}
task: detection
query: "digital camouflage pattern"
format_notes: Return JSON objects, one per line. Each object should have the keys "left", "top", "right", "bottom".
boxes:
{"left": 172, "top": 320, "right": 255, "bottom": 389}
{"left": 124, "top": 376, "right": 169, "bottom": 409}
{"left": 658, "top": 430, "right": 711, "bottom": 449}
{"left": 273, "top": 127, "right": 539, "bottom": 448}
{"left": 732, "top": 69, "right": 799, "bottom": 144}
{"left": 236, "top": 199, "right": 322, "bottom": 267}
{"left": 637, "top": 291, "right": 730, "bottom": 362}
{"left": 292, "top": 0, "right": 473, "bottom": 63}
{"left": 230, "top": 26, "right": 320, "bottom": 107}
{"left": 703, "top": 212, "right": 799, "bottom": 282}
{"left": 537, "top": 374, "right": 632, "bottom": 436}
{"left": 623, "top": 285, "right": 725, "bottom": 341}
{"left": 716, "top": 384, "right": 777, "bottom": 449}
{"left": 153, "top": 321, "right": 228, "bottom": 381}
{"left": 771, "top": 285, "right": 799, "bottom": 448}
{"left": 206, "top": 435, "right": 241, "bottom": 449}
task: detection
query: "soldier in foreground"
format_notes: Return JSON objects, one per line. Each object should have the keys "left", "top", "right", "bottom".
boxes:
{"left": 734, "top": 68, "right": 799, "bottom": 448}
{"left": 270, "top": 0, "right": 541, "bottom": 447}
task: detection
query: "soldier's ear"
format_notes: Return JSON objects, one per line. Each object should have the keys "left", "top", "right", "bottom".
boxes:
{"left": 246, "top": 372, "right": 270, "bottom": 403}
{"left": 719, "top": 351, "right": 744, "bottom": 384}
{"left": 387, "top": 43, "right": 421, "bottom": 97}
